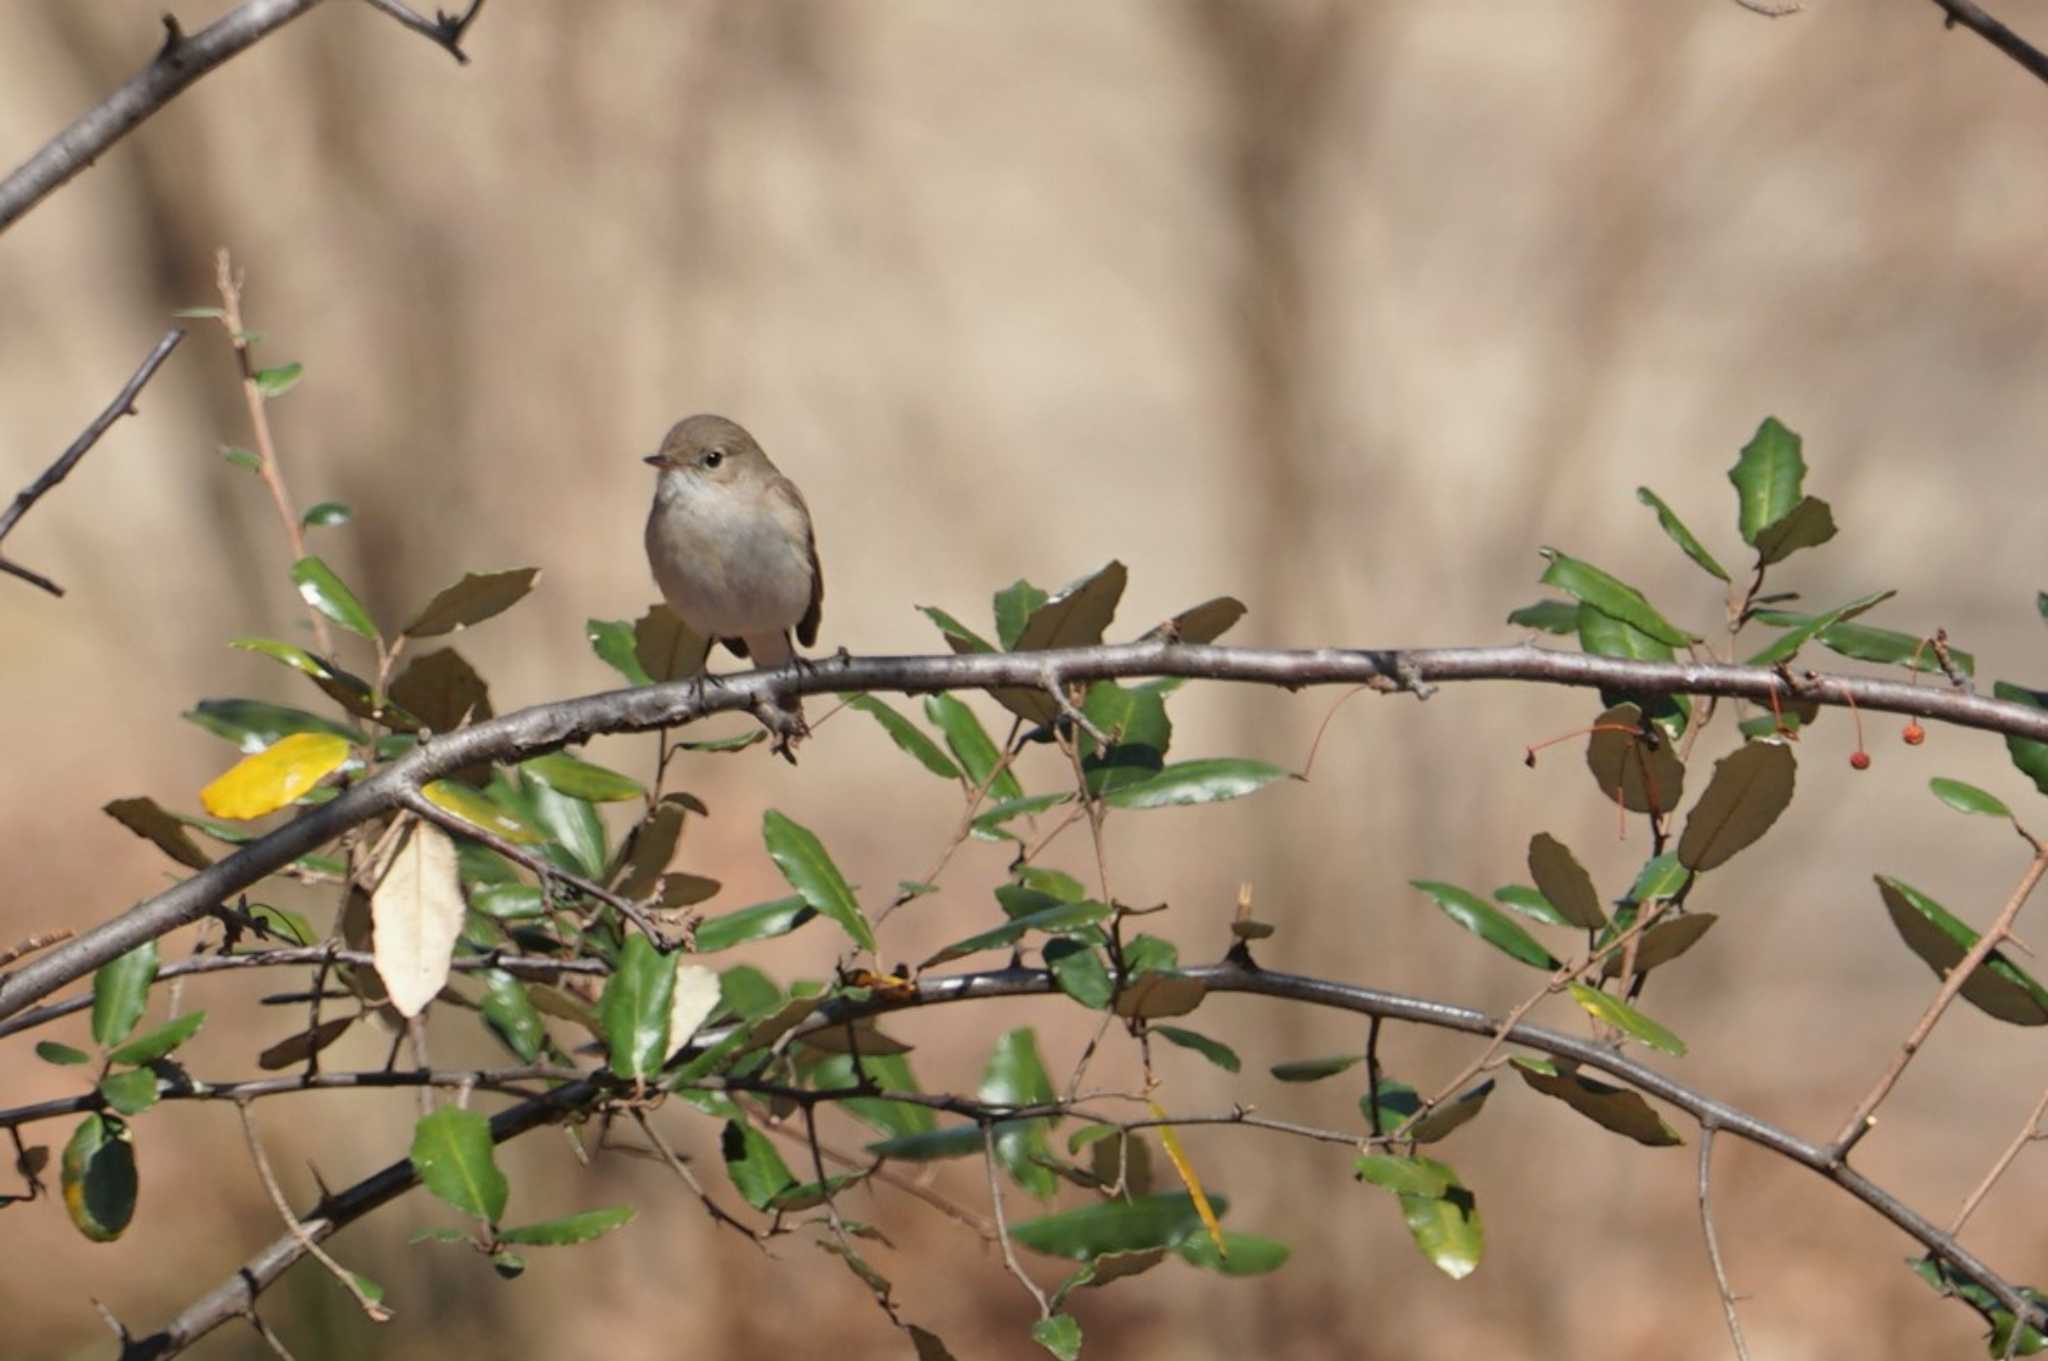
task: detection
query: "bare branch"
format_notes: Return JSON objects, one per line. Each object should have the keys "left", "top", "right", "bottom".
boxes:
{"left": 1697, "top": 1125, "right": 1754, "bottom": 1361}
{"left": 1950, "top": 1076, "right": 2048, "bottom": 1237}
{"left": 359, "top": 0, "right": 486, "bottom": 63}
{"left": 0, "top": 329, "right": 184, "bottom": 595}
{"left": 1928, "top": 0, "right": 2048, "bottom": 88}
{"left": 234, "top": 1100, "right": 391, "bottom": 1323}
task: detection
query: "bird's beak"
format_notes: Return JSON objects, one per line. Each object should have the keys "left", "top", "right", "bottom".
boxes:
{"left": 642, "top": 453, "right": 665, "bottom": 468}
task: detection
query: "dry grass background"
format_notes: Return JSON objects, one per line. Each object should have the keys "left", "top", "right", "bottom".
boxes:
{"left": 3, "top": 2, "right": 2047, "bottom": 1357}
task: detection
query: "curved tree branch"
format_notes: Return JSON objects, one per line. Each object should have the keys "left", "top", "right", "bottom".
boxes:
{"left": 8, "top": 641, "right": 2048, "bottom": 1022}
{"left": 1928, "top": 0, "right": 2048, "bottom": 87}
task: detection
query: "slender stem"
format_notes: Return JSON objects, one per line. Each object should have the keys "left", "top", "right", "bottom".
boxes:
{"left": 234, "top": 1099, "right": 391, "bottom": 1322}
{"left": 1697, "top": 1125, "right": 1753, "bottom": 1361}
{"left": 1948, "top": 1076, "right": 2048, "bottom": 1236}
{"left": 983, "top": 1121, "right": 1052, "bottom": 1320}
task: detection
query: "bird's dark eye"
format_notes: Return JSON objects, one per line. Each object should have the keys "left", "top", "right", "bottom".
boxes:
{"left": 702, "top": 448, "right": 724, "bottom": 469}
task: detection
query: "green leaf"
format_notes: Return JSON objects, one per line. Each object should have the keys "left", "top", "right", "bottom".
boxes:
{"left": 916, "top": 605, "right": 996, "bottom": 652}
{"left": 36, "top": 1041, "right": 90, "bottom": 1066}
{"left": 424, "top": 780, "right": 544, "bottom": 844}
{"left": 411, "top": 1106, "right": 508, "bottom": 1223}
{"left": 1079, "top": 682, "right": 1172, "bottom": 794}
{"left": 253, "top": 362, "right": 303, "bottom": 397}
{"left": 1491, "top": 885, "right": 1573, "bottom": 928}
{"left": 1575, "top": 603, "right": 1690, "bottom": 743}
{"left": 1505, "top": 599, "right": 1581, "bottom": 634}
{"left": 1047, "top": 940, "right": 1114, "bottom": 1010}
{"left": 1354, "top": 1156, "right": 1483, "bottom": 1279}
{"left": 1526, "top": 833, "right": 1608, "bottom": 929}
{"left": 1677, "top": 740, "right": 1796, "bottom": 871}
{"left": 843, "top": 694, "right": 960, "bottom": 780}
{"left": 1150, "top": 1025, "right": 1241, "bottom": 1073}
{"left": 867, "top": 1121, "right": 1029, "bottom": 1162}
{"left": 1750, "top": 611, "right": 1973, "bottom": 676}
{"left": 1620, "top": 855, "right": 1691, "bottom": 906}
{"left": 1729, "top": 416, "right": 1806, "bottom": 546}
{"left": 61, "top": 1114, "right": 137, "bottom": 1242}
{"left": 1270, "top": 1054, "right": 1361, "bottom": 1083}
{"left": 1141, "top": 596, "right": 1248, "bottom": 644}
{"left": 994, "top": 579, "right": 1051, "bottom": 650}
{"left": 599, "top": 935, "right": 678, "bottom": 1077}
{"left": 694, "top": 895, "right": 817, "bottom": 953}
{"left": 478, "top": 970, "right": 544, "bottom": 1062}
{"left": 107, "top": 1011, "right": 205, "bottom": 1066}
{"left": 1011, "top": 1192, "right": 1224, "bottom": 1260}
{"left": 922, "top": 695, "right": 1023, "bottom": 801}
{"left": 1538, "top": 548, "right": 1694, "bottom": 646}
{"left": 497, "top": 1206, "right": 635, "bottom": 1246}
{"left": 92, "top": 942, "right": 159, "bottom": 1047}
{"left": 1032, "top": 1315, "right": 1083, "bottom": 1361}
{"left": 1994, "top": 682, "right": 2048, "bottom": 797}
{"left": 1877, "top": 876, "right": 2048, "bottom": 1026}
{"left": 1354, "top": 1153, "right": 1454, "bottom": 1197}
{"left": 522, "top": 753, "right": 645, "bottom": 803}
{"left": 98, "top": 1069, "right": 159, "bottom": 1117}
{"left": 1745, "top": 589, "right": 1895, "bottom": 666}
{"left": 1101, "top": 758, "right": 1291, "bottom": 810}
{"left": 721, "top": 1119, "right": 798, "bottom": 1210}
{"left": 173, "top": 305, "right": 225, "bottom": 319}
{"left": 971, "top": 793, "right": 1073, "bottom": 842}
{"left": 184, "top": 697, "right": 365, "bottom": 753}
{"left": 1755, "top": 495, "right": 1838, "bottom": 566}
{"left": 1012, "top": 562, "right": 1127, "bottom": 653}
{"left": 810, "top": 1052, "right": 938, "bottom": 1140}
{"left": 981, "top": 1028, "right": 1058, "bottom": 1199}
{"left": 762, "top": 810, "right": 876, "bottom": 953}
{"left": 923, "top": 900, "right": 1112, "bottom": 967}
{"left": 301, "top": 500, "right": 352, "bottom": 528}
{"left": 519, "top": 774, "right": 607, "bottom": 879}
{"left": 229, "top": 636, "right": 402, "bottom": 730}
{"left": 1930, "top": 778, "right": 2010, "bottom": 819}
{"left": 1513, "top": 1057, "right": 1681, "bottom": 1146}
{"left": 1395, "top": 1081, "right": 1495, "bottom": 1144}
{"left": 586, "top": 618, "right": 653, "bottom": 687}
{"left": 404, "top": 568, "right": 540, "bottom": 637}
{"left": 103, "top": 797, "right": 213, "bottom": 871}
{"left": 289, "top": 556, "right": 379, "bottom": 642}
{"left": 1567, "top": 982, "right": 1687, "bottom": 1055}
{"left": 1176, "top": 1231, "right": 1290, "bottom": 1276}
{"left": 1411, "top": 880, "right": 1559, "bottom": 969}
{"left": 221, "top": 445, "right": 261, "bottom": 471}
{"left": 1636, "top": 487, "right": 1730, "bottom": 581}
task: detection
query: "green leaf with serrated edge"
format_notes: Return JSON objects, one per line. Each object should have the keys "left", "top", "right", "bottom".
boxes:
{"left": 1047, "top": 940, "right": 1114, "bottom": 1010}
{"left": 1102, "top": 758, "right": 1291, "bottom": 810}
{"left": 1677, "top": 740, "right": 1796, "bottom": 872}
{"left": 1744, "top": 588, "right": 1894, "bottom": 666}
{"left": 1576, "top": 600, "right": 1691, "bottom": 742}
{"left": 253, "top": 362, "right": 303, "bottom": 397}
{"left": 843, "top": 694, "right": 960, "bottom": 780}
{"left": 1753, "top": 494, "right": 1836, "bottom": 566}
{"left": 811, "top": 1052, "right": 937, "bottom": 1139}
{"left": 917, "top": 605, "right": 996, "bottom": 652}
{"left": 762, "top": 810, "right": 875, "bottom": 953}
{"left": 478, "top": 970, "right": 544, "bottom": 1062}
{"left": 289, "top": 556, "right": 379, "bottom": 641}
{"left": 586, "top": 618, "right": 653, "bottom": 686}
{"left": 1125, "top": 934, "right": 1178, "bottom": 975}
{"left": 403, "top": 568, "right": 539, "bottom": 637}
{"left": 1150, "top": 1025, "right": 1241, "bottom": 1072}
{"left": 98, "top": 1070, "right": 159, "bottom": 1117}
{"left": 107, "top": 1011, "right": 205, "bottom": 1066}
{"left": 982, "top": 1028, "right": 1058, "bottom": 1199}
{"left": 1527, "top": 833, "right": 1608, "bottom": 929}
{"left": 1513, "top": 1057, "right": 1682, "bottom": 1146}
{"left": 994, "top": 579, "right": 1050, "bottom": 650}
{"left": 37, "top": 1041, "right": 89, "bottom": 1066}
{"left": 1140, "top": 596, "right": 1247, "bottom": 644}
{"left": 1271, "top": 1054, "right": 1362, "bottom": 1083}
{"left": 1994, "top": 682, "right": 2048, "bottom": 798}
{"left": 1600, "top": 914, "right": 1718, "bottom": 979}
{"left": 1585, "top": 703, "right": 1686, "bottom": 815}
{"left": 497, "top": 1206, "right": 635, "bottom": 1246}
{"left": 1411, "top": 880, "right": 1559, "bottom": 969}
{"left": 1506, "top": 599, "right": 1581, "bottom": 634}
{"left": 1750, "top": 612, "right": 1974, "bottom": 677}
{"left": 521, "top": 752, "right": 644, "bottom": 803}
{"left": 921, "top": 694, "right": 1023, "bottom": 802}
{"left": 301, "top": 500, "right": 351, "bottom": 528}
{"left": 423, "top": 780, "right": 543, "bottom": 844}
{"left": 694, "top": 895, "right": 817, "bottom": 953}
{"left": 1729, "top": 416, "right": 1806, "bottom": 545}
{"left": 92, "top": 942, "right": 158, "bottom": 1047}
{"left": 1568, "top": 983, "right": 1686, "bottom": 1055}
{"left": 62, "top": 1113, "right": 137, "bottom": 1242}
{"left": 923, "top": 900, "right": 1111, "bottom": 968}
{"left": 1636, "top": 487, "right": 1730, "bottom": 581}
{"left": 971, "top": 793, "right": 1072, "bottom": 842}
{"left": 721, "top": 1118, "right": 797, "bottom": 1210}
{"left": 1176, "top": 1231, "right": 1290, "bottom": 1276}
{"left": 1877, "top": 876, "right": 2048, "bottom": 1026}
{"left": 599, "top": 935, "right": 677, "bottom": 1078}
{"left": 1538, "top": 548, "right": 1694, "bottom": 646}
{"left": 411, "top": 1106, "right": 508, "bottom": 1223}
{"left": 1011, "top": 1192, "right": 1225, "bottom": 1260}
{"left": 1032, "top": 1315, "right": 1083, "bottom": 1361}
{"left": 184, "top": 698, "right": 364, "bottom": 752}
{"left": 103, "top": 797, "right": 212, "bottom": 871}
{"left": 1930, "top": 778, "right": 2010, "bottom": 819}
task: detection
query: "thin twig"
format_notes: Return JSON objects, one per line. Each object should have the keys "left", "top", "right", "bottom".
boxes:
{"left": 1697, "top": 1124, "right": 1754, "bottom": 1361}
{"left": 0, "top": 1064, "right": 576, "bottom": 1130}
{"left": 0, "top": 329, "right": 185, "bottom": 595}
{"left": 235, "top": 1099, "right": 391, "bottom": 1322}
{"left": 628, "top": 1107, "right": 765, "bottom": 1246}
{"left": 1927, "top": 0, "right": 2048, "bottom": 88}
{"left": 243, "top": 1310, "right": 300, "bottom": 1361}
{"left": 982, "top": 1121, "right": 1051, "bottom": 1319}
{"left": 0, "top": 929, "right": 74, "bottom": 969}
{"left": 1949, "top": 1076, "right": 2048, "bottom": 1236}
{"left": 358, "top": 0, "right": 487, "bottom": 62}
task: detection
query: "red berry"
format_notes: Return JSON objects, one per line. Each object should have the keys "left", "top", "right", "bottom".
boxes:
{"left": 1850, "top": 750, "right": 1872, "bottom": 770}
{"left": 1902, "top": 722, "right": 1926, "bottom": 746}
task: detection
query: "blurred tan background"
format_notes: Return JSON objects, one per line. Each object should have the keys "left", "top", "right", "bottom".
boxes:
{"left": 4, "top": 1, "right": 2048, "bottom": 1357}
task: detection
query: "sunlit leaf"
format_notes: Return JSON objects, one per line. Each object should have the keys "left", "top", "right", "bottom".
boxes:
{"left": 200, "top": 731, "right": 351, "bottom": 819}
{"left": 1101, "top": 758, "right": 1291, "bottom": 810}
{"left": 183, "top": 697, "right": 364, "bottom": 753}
{"left": 1745, "top": 590, "right": 1895, "bottom": 666}
{"left": 522, "top": 753, "right": 644, "bottom": 803}
{"left": 1728, "top": 415, "right": 1805, "bottom": 546}
{"left": 922, "top": 900, "right": 1111, "bottom": 968}
{"left": 586, "top": 618, "right": 653, "bottom": 686}
{"left": 98, "top": 1069, "right": 159, "bottom": 1117}
{"left": 253, "top": 362, "right": 304, "bottom": 397}
{"left": 994, "top": 579, "right": 1050, "bottom": 650}
{"left": 1567, "top": 983, "right": 1686, "bottom": 1055}
{"left": 1929, "top": 778, "right": 2010, "bottom": 819}
{"left": 301, "top": 500, "right": 352, "bottom": 528}
{"left": 1011, "top": 1192, "right": 1224, "bottom": 1260}
{"left": 61, "top": 1114, "right": 137, "bottom": 1242}
{"left": 843, "top": 694, "right": 960, "bottom": 780}
{"left": 721, "top": 1118, "right": 798, "bottom": 1210}
{"left": 1505, "top": 599, "right": 1580, "bottom": 635}
{"left": 289, "top": 556, "right": 379, "bottom": 642}
{"left": 91, "top": 942, "right": 158, "bottom": 1048}
{"left": 600, "top": 934, "right": 678, "bottom": 1078}
{"left": 422, "top": 780, "right": 543, "bottom": 843}
{"left": 1635, "top": 487, "right": 1729, "bottom": 582}
{"left": 411, "top": 1106, "right": 507, "bottom": 1223}
{"left": 762, "top": 810, "right": 875, "bottom": 953}
{"left": 371, "top": 822, "right": 464, "bottom": 1019}
{"left": 1412, "top": 880, "right": 1558, "bottom": 969}
{"left": 497, "top": 1206, "right": 635, "bottom": 1247}
{"left": 1538, "top": 548, "right": 1694, "bottom": 646}
{"left": 107, "top": 1011, "right": 205, "bottom": 1066}
{"left": 923, "top": 695, "right": 1023, "bottom": 801}
{"left": 1877, "top": 876, "right": 2048, "bottom": 1026}
{"left": 981, "top": 1028, "right": 1058, "bottom": 1199}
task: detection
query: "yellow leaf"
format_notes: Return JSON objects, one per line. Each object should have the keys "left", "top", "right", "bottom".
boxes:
{"left": 199, "top": 732, "right": 351, "bottom": 819}
{"left": 1148, "top": 1100, "right": 1226, "bottom": 1261}
{"left": 421, "top": 780, "right": 543, "bottom": 843}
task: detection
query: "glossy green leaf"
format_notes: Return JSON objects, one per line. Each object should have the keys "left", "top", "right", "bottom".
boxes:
{"left": 1994, "top": 682, "right": 2048, "bottom": 798}
{"left": 1354, "top": 1154, "right": 1483, "bottom": 1278}
{"left": 1575, "top": 603, "right": 1690, "bottom": 743}
{"left": 1636, "top": 487, "right": 1729, "bottom": 581}
{"left": 253, "top": 362, "right": 303, "bottom": 397}
{"left": 1729, "top": 416, "right": 1806, "bottom": 546}
{"left": 1930, "top": 778, "right": 2010, "bottom": 819}
{"left": 107, "top": 1011, "right": 205, "bottom": 1066}
{"left": 982, "top": 1028, "right": 1058, "bottom": 1199}
{"left": 994, "top": 579, "right": 1050, "bottom": 650}
{"left": 762, "top": 810, "right": 875, "bottom": 953}
{"left": 1513, "top": 1057, "right": 1681, "bottom": 1146}
{"left": 916, "top": 605, "right": 996, "bottom": 652}
{"left": 1490, "top": 886, "right": 1572, "bottom": 928}
{"left": 36, "top": 1041, "right": 89, "bottom": 1067}
{"left": 922, "top": 695, "right": 1023, "bottom": 802}
{"left": 722, "top": 1118, "right": 798, "bottom": 1210}
{"left": 478, "top": 969, "right": 545, "bottom": 1062}
{"left": 599, "top": 935, "right": 678, "bottom": 1077}
{"left": 1080, "top": 682, "right": 1171, "bottom": 794}
{"left": 92, "top": 942, "right": 159, "bottom": 1047}
{"left": 289, "top": 556, "right": 379, "bottom": 642}
{"left": 404, "top": 568, "right": 539, "bottom": 637}
{"left": 1754, "top": 495, "right": 1837, "bottom": 566}
{"left": 1102, "top": 758, "right": 1291, "bottom": 810}
{"left": 301, "top": 500, "right": 351, "bottom": 528}
{"left": 1141, "top": 596, "right": 1248, "bottom": 644}
{"left": 184, "top": 697, "right": 365, "bottom": 753}
{"left": 1271, "top": 1054, "right": 1361, "bottom": 1083}
{"left": 228, "top": 637, "right": 406, "bottom": 729}
{"left": 497, "top": 1205, "right": 634, "bottom": 1246}
{"left": 586, "top": 618, "right": 653, "bottom": 687}
{"left": 1176, "top": 1231, "right": 1290, "bottom": 1276}
{"left": 1567, "top": 982, "right": 1686, "bottom": 1055}
{"left": 98, "top": 1069, "right": 159, "bottom": 1117}
{"left": 971, "top": 793, "right": 1073, "bottom": 842}
{"left": 1877, "top": 876, "right": 2048, "bottom": 1026}
{"left": 103, "top": 797, "right": 212, "bottom": 871}
{"left": 1585, "top": 703, "right": 1687, "bottom": 815}
{"left": 61, "top": 1114, "right": 137, "bottom": 1242}
{"left": 423, "top": 780, "right": 543, "bottom": 844}
{"left": 1033, "top": 1315, "right": 1082, "bottom": 1361}
{"left": 867, "top": 1121, "right": 1028, "bottom": 1162}
{"left": 811, "top": 1052, "right": 938, "bottom": 1139}
{"left": 1527, "top": 833, "right": 1608, "bottom": 929}
{"left": 1412, "top": 880, "right": 1559, "bottom": 969}
{"left": 1745, "top": 590, "right": 1895, "bottom": 666}
{"left": 520, "top": 774, "right": 607, "bottom": 879}
{"left": 1355, "top": 1153, "right": 1455, "bottom": 1198}
{"left": 1748, "top": 613, "right": 1974, "bottom": 677}
{"left": 1047, "top": 940, "right": 1114, "bottom": 1010}
{"left": 1150, "top": 1025, "right": 1241, "bottom": 1073}
{"left": 694, "top": 895, "right": 817, "bottom": 953}
{"left": 1538, "top": 548, "right": 1694, "bottom": 646}
{"left": 1622, "top": 852, "right": 1690, "bottom": 905}
{"left": 843, "top": 694, "right": 960, "bottom": 780}
{"left": 923, "top": 900, "right": 1112, "bottom": 967}
{"left": 1012, "top": 1192, "right": 1224, "bottom": 1260}
{"left": 1505, "top": 599, "right": 1580, "bottom": 634}
{"left": 411, "top": 1106, "right": 508, "bottom": 1223}
{"left": 522, "top": 753, "right": 644, "bottom": 803}
{"left": 1678, "top": 740, "right": 1796, "bottom": 871}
